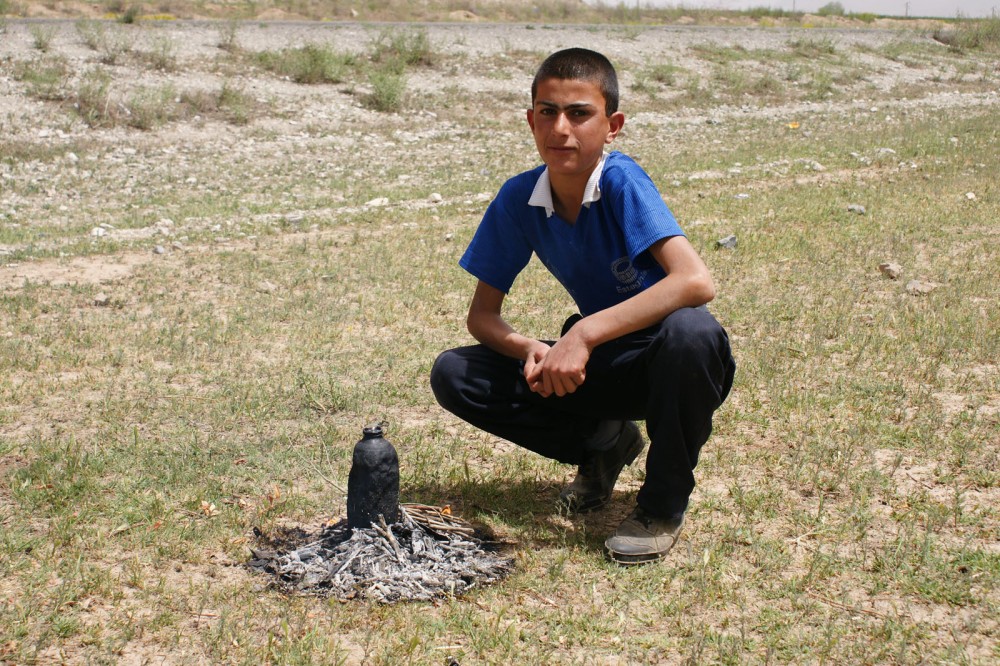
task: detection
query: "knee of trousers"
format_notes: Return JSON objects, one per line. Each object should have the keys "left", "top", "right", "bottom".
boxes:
{"left": 654, "top": 307, "right": 731, "bottom": 370}
{"left": 429, "top": 349, "right": 467, "bottom": 413}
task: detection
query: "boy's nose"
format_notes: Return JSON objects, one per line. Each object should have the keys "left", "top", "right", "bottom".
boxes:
{"left": 553, "top": 112, "right": 571, "bottom": 134}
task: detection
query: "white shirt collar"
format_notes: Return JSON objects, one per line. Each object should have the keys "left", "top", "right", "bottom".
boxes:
{"left": 527, "top": 153, "right": 607, "bottom": 218}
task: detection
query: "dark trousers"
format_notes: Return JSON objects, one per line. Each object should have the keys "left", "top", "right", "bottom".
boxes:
{"left": 430, "top": 307, "right": 736, "bottom": 518}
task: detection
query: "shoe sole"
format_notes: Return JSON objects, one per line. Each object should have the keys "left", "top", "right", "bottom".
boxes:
{"left": 606, "top": 550, "right": 669, "bottom": 565}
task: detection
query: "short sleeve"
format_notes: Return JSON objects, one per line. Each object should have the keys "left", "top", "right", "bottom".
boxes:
{"left": 605, "top": 156, "right": 684, "bottom": 260}
{"left": 459, "top": 182, "right": 534, "bottom": 293}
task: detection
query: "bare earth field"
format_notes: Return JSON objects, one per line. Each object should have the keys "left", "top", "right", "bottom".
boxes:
{"left": 1, "top": 15, "right": 998, "bottom": 665}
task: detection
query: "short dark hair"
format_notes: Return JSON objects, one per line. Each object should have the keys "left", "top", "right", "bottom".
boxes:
{"left": 531, "top": 48, "right": 619, "bottom": 116}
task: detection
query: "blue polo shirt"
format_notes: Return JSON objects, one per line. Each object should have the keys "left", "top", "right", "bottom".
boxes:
{"left": 460, "top": 151, "right": 684, "bottom": 317}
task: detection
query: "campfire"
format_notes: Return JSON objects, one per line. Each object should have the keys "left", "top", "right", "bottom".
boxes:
{"left": 248, "top": 426, "right": 512, "bottom": 602}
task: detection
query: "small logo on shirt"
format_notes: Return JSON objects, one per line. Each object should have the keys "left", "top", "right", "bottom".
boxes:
{"left": 611, "top": 257, "right": 645, "bottom": 294}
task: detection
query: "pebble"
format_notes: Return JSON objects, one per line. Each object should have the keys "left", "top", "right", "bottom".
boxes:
{"left": 716, "top": 234, "right": 738, "bottom": 249}
{"left": 847, "top": 204, "right": 866, "bottom": 215}
{"left": 428, "top": 192, "right": 443, "bottom": 203}
{"left": 906, "top": 280, "right": 937, "bottom": 295}
{"left": 365, "top": 197, "right": 389, "bottom": 207}
{"left": 965, "top": 192, "right": 976, "bottom": 200}
{"left": 93, "top": 293, "right": 111, "bottom": 307}
{"left": 734, "top": 193, "right": 750, "bottom": 200}
{"left": 153, "top": 245, "right": 166, "bottom": 255}
{"left": 878, "top": 262, "right": 902, "bottom": 279}
{"left": 90, "top": 227, "right": 106, "bottom": 237}
{"left": 257, "top": 280, "right": 278, "bottom": 294}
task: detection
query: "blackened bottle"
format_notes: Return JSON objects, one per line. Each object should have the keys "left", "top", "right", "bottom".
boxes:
{"left": 346, "top": 424, "right": 400, "bottom": 530}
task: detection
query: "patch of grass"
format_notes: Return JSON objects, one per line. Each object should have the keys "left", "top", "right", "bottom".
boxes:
{"left": 789, "top": 37, "right": 839, "bottom": 59}
{"left": 139, "top": 34, "right": 177, "bottom": 71}
{"left": 254, "top": 44, "right": 356, "bottom": 84}
{"left": 125, "top": 84, "right": 178, "bottom": 129}
{"left": 75, "top": 19, "right": 103, "bottom": 50}
{"left": 691, "top": 42, "right": 750, "bottom": 64}
{"left": 369, "top": 27, "right": 435, "bottom": 69}
{"left": 13, "top": 57, "right": 69, "bottom": 101}
{"left": 73, "top": 68, "right": 118, "bottom": 127}
{"left": 180, "top": 80, "right": 255, "bottom": 125}
{"left": 77, "top": 23, "right": 134, "bottom": 65}
{"left": 364, "top": 67, "right": 407, "bottom": 112}
{"left": 118, "top": 4, "right": 140, "bottom": 24}
{"left": 217, "top": 18, "right": 240, "bottom": 53}
{"left": 939, "top": 18, "right": 1000, "bottom": 53}
{"left": 29, "top": 24, "right": 56, "bottom": 52}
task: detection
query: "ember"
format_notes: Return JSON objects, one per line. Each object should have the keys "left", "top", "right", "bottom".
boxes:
{"left": 248, "top": 504, "right": 512, "bottom": 602}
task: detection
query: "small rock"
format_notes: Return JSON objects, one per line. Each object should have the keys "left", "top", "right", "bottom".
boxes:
{"left": 428, "top": 192, "right": 443, "bottom": 203}
{"left": 878, "top": 262, "right": 902, "bottom": 280}
{"left": 809, "top": 161, "right": 826, "bottom": 172}
{"left": 365, "top": 197, "right": 389, "bottom": 207}
{"left": 905, "top": 280, "right": 936, "bottom": 295}
{"left": 66, "top": 152, "right": 79, "bottom": 164}
{"left": 257, "top": 280, "right": 278, "bottom": 294}
{"left": 93, "top": 293, "right": 110, "bottom": 307}
{"left": 444, "top": 233, "right": 454, "bottom": 241}
{"left": 285, "top": 213, "right": 304, "bottom": 223}
{"left": 847, "top": 204, "right": 866, "bottom": 215}
{"left": 965, "top": 192, "right": 976, "bottom": 200}
{"left": 734, "top": 193, "right": 750, "bottom": 200}
{"left": 716, "top": 234, "right": 737, "bottom": 249}
{"left": 171, "top": 241, "right": 184, "bottom": 251}
{"left": 153, "top": 245, "right": 166, "bottom": 255}
{"left": 90, "top": 227, "right": 106, "bottom": 237}
{"left": 876, "top": 147, "right": 897, "bottom": 157}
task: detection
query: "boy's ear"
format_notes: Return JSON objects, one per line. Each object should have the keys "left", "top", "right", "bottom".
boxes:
{"left": 526, "top": 108, "right": 535, "bottom": 131}
{"left": 605, "top": 111, "right": 625, "bottom": 144}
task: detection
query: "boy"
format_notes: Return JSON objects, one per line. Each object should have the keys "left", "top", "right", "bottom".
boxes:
{"left": 430, "top": 48, "right": 735, "bottom": 564}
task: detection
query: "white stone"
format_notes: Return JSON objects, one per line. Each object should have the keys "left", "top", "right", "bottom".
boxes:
{"left": 878, "top": 262, "right": 902, "bottom": 280}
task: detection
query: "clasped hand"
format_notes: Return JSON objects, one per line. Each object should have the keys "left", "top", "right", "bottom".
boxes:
{"left": 523, "top": 331, "right": 590, "bottom": 397}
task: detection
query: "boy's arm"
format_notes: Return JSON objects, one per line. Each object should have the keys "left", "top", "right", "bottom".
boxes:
{"left": 528, "top": 234, "right": 714, "bottom": 397}
{"left": 466, "top": 280, "right": 552, "bottom": 367}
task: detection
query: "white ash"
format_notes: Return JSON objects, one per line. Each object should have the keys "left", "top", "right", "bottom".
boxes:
{"left": 248, "top": 507, "right": 512, "bottom": 603}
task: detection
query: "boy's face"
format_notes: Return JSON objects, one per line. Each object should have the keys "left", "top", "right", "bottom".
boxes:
{"left": 527, "top": 77, "right": 624, "bottom": 183}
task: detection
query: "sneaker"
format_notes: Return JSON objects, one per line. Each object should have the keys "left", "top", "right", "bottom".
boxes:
{"left": 558, "top": 421, "right": 644, "bottom": 514}
{"left": 605, "top": 507, "right": 684, "bottom": 565}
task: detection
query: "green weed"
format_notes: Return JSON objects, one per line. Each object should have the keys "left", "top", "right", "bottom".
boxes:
{"left": 254, "top": 44, "right": 355, "bottom": 84}
{"left": 29, "top": 24, "right": 56, "bottom": 52}
{"left": 13, "top": 58, "right": 69, "bottom": 101}
{"left": 364, "top": 67, "right": 407, "bottom": 112}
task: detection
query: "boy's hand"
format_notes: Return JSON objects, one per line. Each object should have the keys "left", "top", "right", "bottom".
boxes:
{"left": 524, "top": 331, "right": 590, "bottom": 397}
